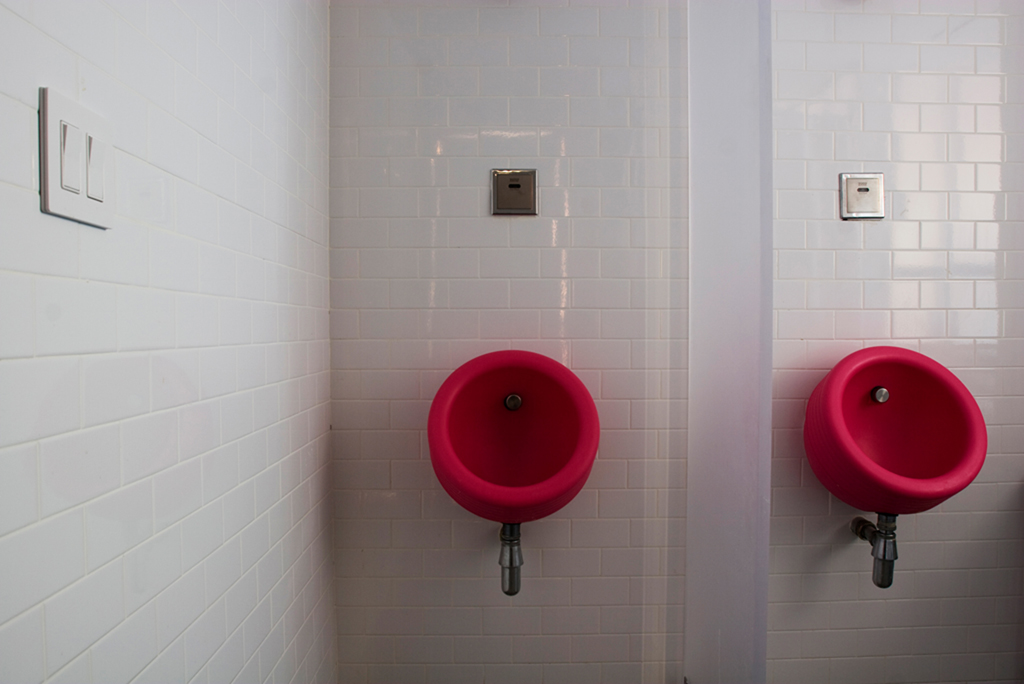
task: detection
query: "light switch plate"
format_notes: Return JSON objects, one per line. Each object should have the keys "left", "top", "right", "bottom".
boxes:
{"left": 839, "top": 172, "right": 884, "bottom": 220}
{"left": 40, "top": 87, "right": 115, "bottom": 230}
{"left": 492, "top": 169, "right": 537, "bottom": 215}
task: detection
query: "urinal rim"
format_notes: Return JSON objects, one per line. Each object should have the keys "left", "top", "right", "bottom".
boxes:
{"left": 428, "top": 349, "right": 601, "bottom": 522}
{"left": 818, "top": 346, "right": 987, "bottom": 501}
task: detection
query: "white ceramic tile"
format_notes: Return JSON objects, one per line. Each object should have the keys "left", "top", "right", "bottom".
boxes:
{"left": 122, "top": 411, "right": 180, "bottom": 484}
{"left": 807, "top": 281, "right": 862, "bottom": 310}
{"left": 772, "top": 41, "right": 805, "bottom": 72}
{"left": 950, "top": 134, "right": 1004, "bottom": 163}
{"left": 894, "top": 74, "right": 949, "bottom": 103}
{"left": 510, "top": 37, "right": 569, "bottom": 69}
{"left": 827, "top": 15, "right": 884, "bottom": 47}
{"left": 510, "top": 98, "right": 569, "bottom": 127}
{"left": 39, "top": 425, "right": 120, "bottom": 517}
{"left": 777, "top": 71, "right": 835, "bottom": 101}
{"left": 777, "top": 11, "right": 835, "bottom": 42}
{"left": 949, "top": 251, "right": 1001, "bottom": 279}
{"left": 0, "top": 357, "right": 80, "bottom": 449}
{"left": 90, "top": 602, "right": 158, "bottom": 684}
{"left": 124, "top": 525, "right": 182, "bottom": 615}
{"left": 184, "top": 603, "right": 225, "bottom": 679}
{"left": 893, "top": 133, "right": 948, "bottom": 162}
{"left": 922, "top": 164, "right": 976, "bottom": 192}
{"left": 117, "top": 287, "right": 176, "bottom": 351}
{"left": 776, "top": 131, "right": 835, "bottom": 160}
{"left": 892, "top": 309, "right": 947, "bottom": 338}
{"left": 863, "top": 44, "right": 919, "bottom": 73}
{"left": 154, "top": 460, "right": 203, "bottom": 535}
{"left": 600, "top": 188, "right": 650, "bottom": 218}
{"left": 148, "top": 104, "right": 199, "bottom": 184}
{"left": 892, "top": 15, "right": 949, "bottom": 44}
{"left": 82, "top": 353, "right": 151, "bottom": 427}
{"left": 949, "top": 309, "right": 1000, "bottom": 337}
{"left": 776, "top": 190, "right": 838, "bottom": 220}
{"left": 921, "top": 45, "right": 975, "bottom": 73}
{"left": 0, "top": 608, "right": 44, "bottom": 684}
{"left": 949, "top": 16, "right": 1003, "bottom": 45}
{"left": 84, "top": 480, "right": 153, "bottom": 571}
{"left": 420, "top": 9, "right": 478, "bottom": 37}
{"left": 836, "top": 311, "right": 891, "bottom": 339}
{"left": 868, "top": 102, "right": 925, "bottom": 134}
{"left": 778, "top": 251, "right": 835, "bottom": 280}
{"left": 951, "top": 193, "right": 1004, "bottom": 221}
{"left": 541, "top": 8, "right": 597, "bottom": 36}
{"left": 479, "top": 67, "right": 541, "bottom": 98}
{"left": 0, "top": 0, "right": 335, "bottom": 680}
{"left": 44, "top": 559, "right": 124, "bottom": 673}
{"left": 477, "top": 128, "right": 538, "bottom": 156}
{"left": 777, "top": 311, "right": 835, "bottom": 340}
{"left": 835, "top": 72, "right": 891, "bottom": 102}
{"left": 0, "top": 94, "right": 38, "bottom": 190}
{"left": 568, "top": 97, "right": 629, "bottom": 127}
{"left": 0, "top": 443, "right": 37, "bottom": 537}
{"left": 35, "top": 278, "right": 117, "bottom": 357}
{"left": 448, "top": 98, "right": 509, "bottom": 127}
{"left": 0, "top": 272, "right": 34, "bottom": 358}
{"left": 891, "top": 192, "right": 949, "bottom": 221}
{"left": 418, "top": 188, "right": 482, "bottom": 218}
{"left": 479, "top": 7, "right": 538, "bottom": 36}
{"left": 806, "top": 102, "right": 862, "bottom": 131}
{"left": 449, "top": 37, "right": 509, "bottom": 67}
{"left": 922, "top": 281, "right": 975, "bottom": 310}
{"left": 836, "top": 132, "right": 892, "bottom": 161}
{"left": 151, "top": 231, "right": 201, "bottom": 293}
{"left": 152, "top": 350, "right": 202, "bottom": 412}
{"left": 358, "top": 7, "right": 417, "bottom": 36}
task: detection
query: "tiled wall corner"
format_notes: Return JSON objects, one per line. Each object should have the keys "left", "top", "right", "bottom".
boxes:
{"left": 770, "top": 1, "right": 1024, "bottom": 682}
{"left": 328, "top": 2, "right": 688, "bottom": 682}
{"left": 0, "top": 1, "right": 336, "bottom": 682}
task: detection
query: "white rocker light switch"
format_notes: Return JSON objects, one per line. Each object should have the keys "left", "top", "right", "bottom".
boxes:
{"left": 60, "top": 121, "right": 82, "bottom": 193}
{"left": 40, "top": 87, "right": 115, "bottom": 230}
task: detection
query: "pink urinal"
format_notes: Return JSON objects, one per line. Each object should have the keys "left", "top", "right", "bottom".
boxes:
{"left": 428, "top": 350, "right": 600, "bottom": 595}
{"left": 804, "top": 346, "right": 987, "bottom": 587}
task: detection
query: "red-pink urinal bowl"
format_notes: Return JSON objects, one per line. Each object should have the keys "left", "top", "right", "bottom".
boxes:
{"left": 428, "top": 350, "right": 600, "bottom": 524}
{"left": 804, "top": 346, "right": 987, "bottom": 515}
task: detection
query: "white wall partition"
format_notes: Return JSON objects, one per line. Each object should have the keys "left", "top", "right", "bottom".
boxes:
{"left": 686, "top": 1, "right": 774, "bottom": 682}
{"left": 328, "top": 3, "right": 689, "bottom": 682}
{"left": 0, "top": 2, "right": 337, "bottom": 682}
{"left": 769, "top": 1, "right": 1024, "bottom": 682}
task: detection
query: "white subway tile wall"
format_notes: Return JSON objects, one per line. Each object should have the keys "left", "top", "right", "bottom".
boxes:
{"left": 0, "top": 1, "right": 336, "bottom": 683}
{"left": 329, "top": 2, "right": 687, "bottom": 682}
{"left": 771, "top": 1, "right": 1023, "bottom": 682}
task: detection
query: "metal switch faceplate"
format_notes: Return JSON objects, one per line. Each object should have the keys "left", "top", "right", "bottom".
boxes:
{"left": 839, "top": 172, "right": 884, "bottom": 220}
{"left": 492, "top": 169, "right": 537, "bottom": 215}
{"left": 40, "top": 87, "right": 115, "bottom": 230}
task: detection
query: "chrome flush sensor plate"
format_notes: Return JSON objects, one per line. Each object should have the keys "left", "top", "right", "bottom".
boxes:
{"left": 839, "top": 172, "right": 884, "bottom": 220}
{"left": 492, "top": 169, "right": 537, "bottom": 215}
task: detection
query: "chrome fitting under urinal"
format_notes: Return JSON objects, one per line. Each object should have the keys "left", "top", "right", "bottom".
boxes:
{"left": 499, "top": 523, "right": 523, "bottom": 596}
{"left": 852, "top": 513, "right": 898, "bottom": 588}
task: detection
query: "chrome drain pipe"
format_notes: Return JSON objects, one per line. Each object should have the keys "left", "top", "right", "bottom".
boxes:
{"left": 852, "top": 513, "right": 898, "bottom": 588}
{"left": 499, "top": 523, "right": 523, "bottom": 596}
